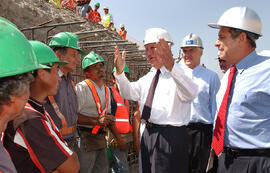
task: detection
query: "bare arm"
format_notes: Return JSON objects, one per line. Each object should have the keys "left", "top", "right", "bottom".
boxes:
{"left": 132, "top": 103, "right": 141, "bottom": 154}
{"left": 53, "top": 153, "right": 80, "bottom": 173}
{"left": 77, "top": 113, "right": 114, "bottom": 127}
{"left": 108, "top": 116, "right": 126, "bottom": 151}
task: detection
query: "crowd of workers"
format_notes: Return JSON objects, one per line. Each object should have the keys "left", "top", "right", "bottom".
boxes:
{"left": 1, "top": 4, "right": 270, "bottom": 173}
{"left": 45, "top": 0, "right": 128, "bottom": 40}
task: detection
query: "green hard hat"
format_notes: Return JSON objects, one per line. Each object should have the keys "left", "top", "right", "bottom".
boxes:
{"left": 0, "top": 18, "right": 45, "bottom": 78}
{"left": 29, "top": 40, "right": 68, "bottom": 68}
{"left": 95, "top": 2, "right": 100, "bottom": 7}
{"left": 0, "top": 17, "right": 17, "bottom": 28}
{"left": 82, "top": 51, "right": 104, "bottom": 70}
{"left": 112, "top": 65, "right": 130, "bottom": 74}
{"left": 49, "top": 32, "right": 84, "bottom": 54}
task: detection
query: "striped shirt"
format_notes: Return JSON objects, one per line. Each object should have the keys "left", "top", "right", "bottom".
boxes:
{"left": 4, "top": 98, "right": 73, "bottom": 173}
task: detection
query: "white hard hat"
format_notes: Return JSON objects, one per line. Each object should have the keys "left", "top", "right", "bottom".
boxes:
{"left": 258, "top": 50, "right": 270, "bottom": 57}
{"left": 180, "top": 33, "right": 203, "bottom": 49}
{"left": 103, "top": 6, "right": 108, "bottom": 9}
{"left": 208, "top": 7, "right": 262, "bottom": 36}
{"left": 120, "top": 24, "right": 125, "bottom": 28}
{"left": 144, "top": 28, "right": 173, "bottom": 46}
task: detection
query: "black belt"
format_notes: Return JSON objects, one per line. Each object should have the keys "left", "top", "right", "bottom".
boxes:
{"left": 145, "top": 121, "right": 175, "bottom": 129}
{"left": 187, "top": 122, "right": 213, "bottom": 129}
{"left": 78, "top": 126, "right": 105, "bottom": 135}
{"left": 223, "top": 147, "right": 270, "bottom": 158}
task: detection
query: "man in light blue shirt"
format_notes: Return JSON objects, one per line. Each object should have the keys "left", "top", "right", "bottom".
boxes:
{"left": 180, "top": 33, "right": 220, "bottom": 173}
{"left": 208, "top": 7, "right": 270, "bottom": 172}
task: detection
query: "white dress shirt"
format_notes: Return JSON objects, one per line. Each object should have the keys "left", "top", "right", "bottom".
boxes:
{"left": 114, "top": 62, "right": 198, "bottom": 126}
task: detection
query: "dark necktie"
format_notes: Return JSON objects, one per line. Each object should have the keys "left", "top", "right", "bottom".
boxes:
{"left": 212, "top": 65, "right": 236, "bottom": 156}
{"left": 141, "top": 69, "right": 161, "bottom": 121}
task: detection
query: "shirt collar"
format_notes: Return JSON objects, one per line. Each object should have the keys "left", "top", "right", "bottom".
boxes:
{"left": 192, "top": 65, "right": 202, "bottom": 73}
{"left": 58, "top": 69, "right": 64, "bottom": 77}
{"left": 235, "top": 50, "right": 258, "bottom": 74}
{"left": 151, "top": 66, "right": 166, "bottom": 75}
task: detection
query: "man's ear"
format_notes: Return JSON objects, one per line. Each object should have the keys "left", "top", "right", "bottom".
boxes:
{"left": 238, "top": 32, "right": 247, "bottom": 43}
{"left": 55, "top": 50, "right": 63, "bottom": 61}
{"left": 9, "top": 95, "right": 16, "bottom": 104}
{"left": 36, "top": 69, "right": 47, "bottom": 80}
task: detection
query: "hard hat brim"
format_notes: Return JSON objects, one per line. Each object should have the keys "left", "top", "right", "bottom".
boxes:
{"left": 78, "top": 49, "right": 85, "bottom": 55}
{"left": 208, "top": 23, "right": 262, "bottom": 36}
{"left": 208, "top": 23, "right": 221, "bottom": 29}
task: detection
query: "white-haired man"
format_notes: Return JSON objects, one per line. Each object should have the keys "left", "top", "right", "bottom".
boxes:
{"left": 114, "top": 28, "right": 198, "bottom": 173}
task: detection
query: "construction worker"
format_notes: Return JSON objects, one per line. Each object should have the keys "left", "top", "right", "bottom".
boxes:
{"left": 108, "top": 65, "right": 133, "bottom": 173}
{"left": 86, "top": 2, "right": 101, "bottom": 23}
{"left": 102, "top": 6, "right": 113, "bottom": 29}
{"left": 110, "top": 22, "right": 116, "bottom": 31}
{"left": 77, "top": 0, "right": 91, "bottom": 17}
{"left": 61, "top": 0, "right": 77, "bottom": 12}
{"left": 114, "top": 28, "right": 198, "bottom": 173}
{"left": 76, "top": 51, "right": 125, "bottom": 173}
{"left": 217, "top": 51, "right": 231, "bottom": 73}
{"left": 208, "top": 7, "right": 270, "bottom": 172}
{"left": 118, "top": 24, "right": 127, "bottom": 40}
{"left": 44, "top": 32, "right": 83, "bottom": 150}
{"left": 4, "top": 41, "right": 80, "bottom": 173}
{"left": 0, "top": 17, "right": 44, "bottom": 173}
{"left": 49, "top": 0, "right": 62, "bottom": 7}
{"left": 180, "top": 33, "right": 220, "bottom": 173}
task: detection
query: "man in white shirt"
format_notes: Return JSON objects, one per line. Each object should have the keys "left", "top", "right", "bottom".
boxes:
{"left": 113, "top": 28, "right": 198, "bottom": 173}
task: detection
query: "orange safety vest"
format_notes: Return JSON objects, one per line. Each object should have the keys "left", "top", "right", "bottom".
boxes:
{"left": 47, "top": 80, "right": 77, "bottom": 137}
{"left": 86, "top": 10, "right": 101, "bottom": 23}
{"left": 84, "top": 79, "right": 109, "bottom": 134}
{"left": 110, "top": 87, "right": 133, "bottom": 134}
{"left": 118, "top": 30, "right": 127, "bottom": 40}
{"left": 24, "top": 103, "right": 65, "bottom": 143}
{"left": 69, "top": 0, "right": 76, "bottom": 9}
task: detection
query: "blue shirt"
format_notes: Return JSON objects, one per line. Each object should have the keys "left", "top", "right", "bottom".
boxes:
{"left": 216, "top": 51, "right": 270, "bottom": 149}
{"left": 189, "top": 65, "right": 220, "bottom": 124}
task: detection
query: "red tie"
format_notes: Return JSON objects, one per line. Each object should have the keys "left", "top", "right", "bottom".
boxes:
{"left": 212, "top": 65, "right": 236, "bottom": 156}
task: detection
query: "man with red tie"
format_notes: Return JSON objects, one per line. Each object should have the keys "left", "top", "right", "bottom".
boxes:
{"left": 114, "top": 28, "right": 198, "bottom": 173}
{"left": 208, "top": 7, "right": 270, "bottom": 172}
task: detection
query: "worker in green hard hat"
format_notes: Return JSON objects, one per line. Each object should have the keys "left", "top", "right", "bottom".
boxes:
{"left": 76, "top": 51, "right": 125, "bottom": 173}
{"left": 4, "top": 40, "right": 80, "bottom": 173}
{"left": 44, "top": 32, "right": 82, "bottom": 151}
{"left": 0, "top": 17, "right": 45, "bottom": 173}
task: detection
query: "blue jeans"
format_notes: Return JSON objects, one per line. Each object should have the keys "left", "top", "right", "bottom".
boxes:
{"left": 109, "top": 143, "right": 130, "bottom": 173}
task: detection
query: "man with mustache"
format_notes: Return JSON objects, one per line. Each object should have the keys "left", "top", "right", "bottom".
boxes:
{"left": 76, "top": 51, "right": 125, "bottom": 173}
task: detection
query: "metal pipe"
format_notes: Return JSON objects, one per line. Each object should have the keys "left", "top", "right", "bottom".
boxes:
{"left": 46, "top": 26, "right": 56, "bottom": 44}
{"left": 95, "top": 49, "right": 145, "bottom": 53}
{"left": 79, "top": 40, "right": 127, "bottom": 44}
{"left": 95, "top": 50, "right": 145, "bottom": 54}
{"left": 21, "top": 21, "right": 86, "bottom": 31}
{"left": 82, "top": 43, "right": 137, "bottom": 49}
{"left": 74, "top": 29, "right": 108, "bottom": 35}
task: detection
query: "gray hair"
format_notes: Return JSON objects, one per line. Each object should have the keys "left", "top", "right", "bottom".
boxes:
{"left": 0, "top": 72, "right": 34, "bottom": 109}
{"left": 228, "top": 28, "right": 259, "bottom": 48}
